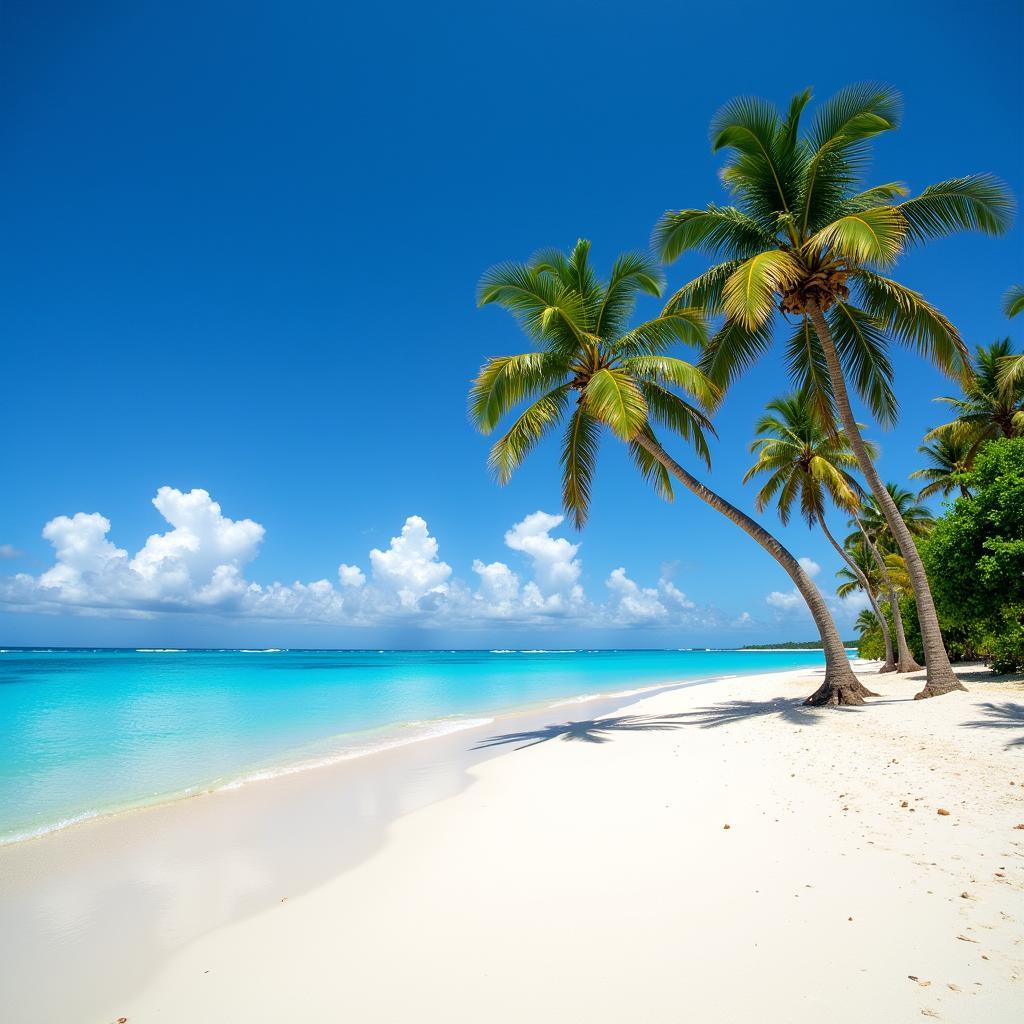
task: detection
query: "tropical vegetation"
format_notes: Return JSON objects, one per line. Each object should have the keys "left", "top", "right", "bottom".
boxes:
{"left": 653, "top": 83, "right": 1013, "bottom": 699}
{"left": 470, "top": 241, "right": 873, "bottom": 705}
{"left": 471, "top": 82, "right": 1018, "bottom": 703}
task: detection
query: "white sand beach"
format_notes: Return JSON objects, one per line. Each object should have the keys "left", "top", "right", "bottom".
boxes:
{"left": 4, "top": 661, "right": 1023, "bottom": 1023}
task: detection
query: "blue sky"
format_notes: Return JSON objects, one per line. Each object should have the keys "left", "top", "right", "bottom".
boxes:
{"left": 2, "top": 0, "right": 1021, "bottom": 647}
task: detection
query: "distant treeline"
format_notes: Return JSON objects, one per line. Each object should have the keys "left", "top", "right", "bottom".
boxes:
{"left": 740, "top": 641, "right": 858, "bottom": 650}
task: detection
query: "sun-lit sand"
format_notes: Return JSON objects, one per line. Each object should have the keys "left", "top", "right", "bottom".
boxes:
{"left": 4, "top": 662, "right": 1024, "bottom": 1022}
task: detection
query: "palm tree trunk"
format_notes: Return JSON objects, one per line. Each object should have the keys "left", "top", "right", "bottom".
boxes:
{"left": 852, "top": 515, "right": 920, "bottom": 673}
{"left": 814, "top": 510, "right": 895, "bottom": 673}
{"left": 634, "top": 433, "right": 875, "bottom": 706}
{"left": 806, "top": 301, "right": 965, "bottom": 698}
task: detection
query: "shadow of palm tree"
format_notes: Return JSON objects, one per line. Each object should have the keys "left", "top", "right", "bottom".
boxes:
{"left": 960, "top": 701, "right": 1024, "bottom": 748}
{"left": 670, "top": 696, "right": 840, "bottom": 728}
{"left": 474, "top": 714, "right": 687, "bottom": 751}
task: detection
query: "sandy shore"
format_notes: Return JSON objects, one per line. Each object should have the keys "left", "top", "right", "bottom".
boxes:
{"left": 5, "top": 661, "right": 1024, "bottom": 1022}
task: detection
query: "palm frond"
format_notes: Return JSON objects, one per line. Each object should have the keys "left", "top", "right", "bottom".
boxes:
{"left": 594, "top": 251, "right": 664, "bottom": 336}
{"left": 613, "top": 310, "right": 708, "bottom": 359}
{"left": 561, "top": 406, "right": 600, "bottom": 529}
{"left": 723, "top": 250, "right": 802, "bottom": 329}
{"left": 1003, "top": 284, "right": 1024, "bottom": 319}
{"left": 805, "top": 206, "right": 907, "bottom": 265}
{"left": 488, "top": 386, "right": 571, "bottom": 484}
{"left": 898, "top": 175, "right": 1015, "bottom": 244}
{"left": 584, "top": 368, "right": 648, "bottom": 440}
{"left": 654, "top": 206, "right": 773, "bottom": 262}
{"left": 621, "top": 355, "right": 722, "bottom": 410}
{"left": 825, "top": 302, "right": 898, "bottom": 426}
{"left": 854, "top": 271, "right": 969, "bottom": 378}
{"left": 699, "top": 317, "right": 774, "bottom": 391}
{"left": 638, "top": 381, "right": 715, "bottom": 466}
{"left": 469, "top": 352, "right": 570, "bottom": 432}
{"left": 661, "top": 261, "right": 742, "bottom": 317}
{"left": 628, "top": 426, "right": 675, "bottom": 501}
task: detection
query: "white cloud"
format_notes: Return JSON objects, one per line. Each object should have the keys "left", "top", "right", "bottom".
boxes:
{"left": 798, "top": 556, "right": 821, "bottom": 578}
{"left": 0, "top": 544, "right": 23, "bottom": 559}
{"left": 765, "top": 589, "right": 805, "bottom": 612}
{"left": 338, "top": 564, "right": 365, "bottom": 588}
{"left": 0, "top": 488, "right": 727, "bottom": 632}
{"left": 503, "top": 511, "right": 582, "bottom": 599}
{"left": 369, "top": 515, "right": 451, "bottom": 608}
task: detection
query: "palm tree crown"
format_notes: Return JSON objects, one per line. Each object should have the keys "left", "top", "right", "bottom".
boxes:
{"left": 470, "top": 240, "right": 717, "bottom": 527}
{"left": 743, "top": 394, "right": 872, "bottom": 525}
{"left": 927, "top": 338, "right": 1024, "bottom": 454}
{"left": 655, "top": 84, "right": 1014, "bottom": 425}
{"left": 910, "top": 435, "right": 974, "bottom": 500}
{"left": 848, "top": 484, "right": 934, "bottom": 554}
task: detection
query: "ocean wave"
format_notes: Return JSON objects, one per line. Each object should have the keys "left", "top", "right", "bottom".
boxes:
{"left": 135, "top": 648, "right": 186, "bottom": 653}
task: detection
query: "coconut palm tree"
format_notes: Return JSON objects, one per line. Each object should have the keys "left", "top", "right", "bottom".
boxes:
{"left": 743, "top": 394, "right": 896, "bottom": 672}
{"left": 654, "top": 83, "right": 1013, "bottom": 698}
{"left": 837, "top": 542, "right": 896, "bottom": 665}
{"left": 910, "top": 436, "right": 974, "bottom": 500}
{"left": 927, "top": 339, "right": 1024, "bottom": 454}
{"left": 472, "top": 240, "right": 873, "bottom": 705}
{"left": 846, "top": 484, "right": 934, "bottom": 671}
{"left": 1004, "top": 285, "right": 1024, "bottom": 319}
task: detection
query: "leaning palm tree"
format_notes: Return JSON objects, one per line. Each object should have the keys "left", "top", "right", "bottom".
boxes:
{"left": 847, "top": 484, "right": 933, "bottom": 671}
{"left": 927, "top": 339, "right": 1024, "bottom": 454}
{"left": 743, "top": 393, "right": 896, "bottom": 672}
{"left": 910, "top": 435, "right": 974, "bottom": 500}
{"left": 837, "top": 542, "right": 895, "bottom": 665}
{"left": 655, "top": 83, "right": 1014, "bottom": 698}
{"left": 472, "top": 240, "right": 874, "bottom": 705}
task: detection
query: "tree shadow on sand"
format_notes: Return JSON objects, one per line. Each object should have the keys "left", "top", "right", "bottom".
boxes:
{"left": 669, "top": 696, "right": 843, "bottom": 729}
{"left": 960, "top": 701, "right": 1024, "bottom": 749}
{"left": 474, "top": 697, "right": 848, "bottom": 752}
{"left": 474, "top": 714, "right": 688, "bottom": 751}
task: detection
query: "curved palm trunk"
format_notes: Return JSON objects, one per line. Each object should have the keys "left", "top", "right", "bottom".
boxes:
{"left": 634, "top": 433, "right": 875, "bottom": 706}
{"left": 806, "top": 302, "right": 965, "bottom": 698}
{"left": 814, "top": 510, "right": 895, "bottom": 673}
{"left": 852, "top": 515, "right": 920, "bottom": 673}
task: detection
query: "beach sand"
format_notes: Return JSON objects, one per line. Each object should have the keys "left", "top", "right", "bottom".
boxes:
{"left": 5, "top": 661, "right": 1024, "bottom": 1022}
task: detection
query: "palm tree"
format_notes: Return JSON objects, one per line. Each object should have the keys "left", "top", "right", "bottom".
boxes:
{"left": 654, "top": 83, "right": 1013, "bottom": 698}
{"left": 927, "top": 339, "right": 1024, "bottom": 454}
{"left": 743, "top": 394, "right": 896, "bottom": 672}
{"left": 1004, "top": 285, "right": 1024, "bottom": 319}
{"left": 910, "top": 436, "right": 974, "bottom": 500}
{"left": 472, "top": 240, "right": 874, "bottom": 705}
{"left": 837, "top": 542, "right": 895, "bottom": 666}
{"left": 847, "top": 484, "right": 934, "bottom": 672}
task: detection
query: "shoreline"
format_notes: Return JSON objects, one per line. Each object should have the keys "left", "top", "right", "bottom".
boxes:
{"left": 0, "top": 671, "right": 728, "bottom": 849}
{"left": 3, "top": 659, "right": 1022, "bottom": 1023}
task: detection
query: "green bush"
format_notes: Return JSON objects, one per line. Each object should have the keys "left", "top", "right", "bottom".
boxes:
{"left": 922, "top": 438, "right": 1024, "bottom": 674}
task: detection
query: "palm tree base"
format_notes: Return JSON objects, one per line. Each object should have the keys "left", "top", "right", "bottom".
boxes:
{"left": 803, "top": 677, "right": 880, "bottom": 707}
{"left": 878, "top": 663, "right": 898, "bottom": 674}
{"left": 913, "top": 675, "right": 968, "bottom": 700}
{"left": 897, "top": 658, "right": 923, "bottom": 673}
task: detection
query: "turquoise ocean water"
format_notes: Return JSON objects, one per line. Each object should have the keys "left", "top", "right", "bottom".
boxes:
{"left": 0, "top": 647, "right": 832, "bottom": 843}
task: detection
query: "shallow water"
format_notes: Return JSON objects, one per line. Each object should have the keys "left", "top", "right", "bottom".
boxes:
{"left": 0, "top": 647, "right": 831, "bottom": 841}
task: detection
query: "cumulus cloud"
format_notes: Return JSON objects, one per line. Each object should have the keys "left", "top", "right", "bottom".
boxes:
{"left": 368, "top": 516, "right": 451, "bottom": 608}
{"left": 0, "top": 488, "right": 724, "bottom": 632}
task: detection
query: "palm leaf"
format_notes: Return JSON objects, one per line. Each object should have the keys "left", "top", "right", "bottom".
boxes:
{"left": 661, "top": 260, "right": 742, "bottom": 317}
{"left": 561, "top": 406, "right": 600, "bottom": 529}
{"left": 469, "top": 352, "right": 570, "bottom": 432}
{"left": 584, "top": 368, "right": 648, "bottom": 440}
{"left": 621, "top": 355, "right": 722, "bottom": 410}
{"left": 805, "top": 206, "right": 906, "bottom": 265}
{"left": 628, "top": 426, "right": 675, "bottom": 501}
{"left": 898, "top": 175, "right": 1015, "bottom": 244}
{"left": 654, "top": 206, "right": 773, "bottom": 262}
{"left": 488, "top": 386, "right": 571, "bottom": 484}
{"left": 825, "top": 302, "right": 898, "bottom": 426}
{"left": 1003, "top": 284, "right": 1024, "bottom": 319}
{"left": 723, "top": 250, "right": 802, "bottom": 329}
{"left": 853, "top": 271, "right": 969, "bottom": 377}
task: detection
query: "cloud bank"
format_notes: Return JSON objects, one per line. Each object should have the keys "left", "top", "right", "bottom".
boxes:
{"left": 0, "top": 486, "right": 861, "bottom": 633}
